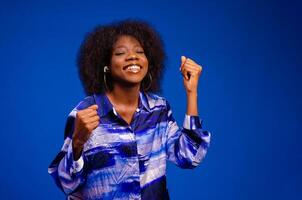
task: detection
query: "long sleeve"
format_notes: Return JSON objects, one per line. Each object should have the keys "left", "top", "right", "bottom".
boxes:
{"left": 48, "top": 111, "right": 87, "bottom": 195}
{"left": 48, "top": 95, "right": 98, "bottom": 195}
{"left": 165, "top": 101, "right": 211, "bottom": 168}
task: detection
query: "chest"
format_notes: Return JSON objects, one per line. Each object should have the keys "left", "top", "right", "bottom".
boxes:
{"left": 114, "top": 106, "right": 137, "bottom": 125}
{"left": 83, "top": 110, "right": 168, "bottom": 156}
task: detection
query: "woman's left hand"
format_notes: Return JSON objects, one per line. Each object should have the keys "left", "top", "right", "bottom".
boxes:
{"left": 180, "top": 56, "right": 203, "bottom": 94}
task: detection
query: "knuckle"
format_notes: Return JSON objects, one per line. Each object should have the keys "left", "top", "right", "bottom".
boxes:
{"left": 78, "top": 112, "right": 85, "bottom": 118}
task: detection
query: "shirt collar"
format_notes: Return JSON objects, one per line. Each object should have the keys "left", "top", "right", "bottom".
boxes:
{"left": 139, "top": 92, "right": 151, "bottom": 112}
{"left": 93, "top": 92, "right": 151, "bottom": 117}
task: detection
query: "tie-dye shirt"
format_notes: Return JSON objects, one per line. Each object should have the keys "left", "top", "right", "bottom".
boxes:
{"left": 48, "top": 92, "right": 211, "bottom": 200}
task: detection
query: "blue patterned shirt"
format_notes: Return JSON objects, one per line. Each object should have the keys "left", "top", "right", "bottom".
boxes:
{"left": 48, "top": 92, "right": 211, "bottom": 200}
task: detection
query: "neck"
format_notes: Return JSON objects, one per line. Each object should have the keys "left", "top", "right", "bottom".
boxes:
{"left": 106, "top": 83, "right": 140, "bottom": 107}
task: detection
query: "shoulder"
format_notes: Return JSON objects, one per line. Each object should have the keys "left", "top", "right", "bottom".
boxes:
{"left": 144, "top": 92, "right": 170, "bottom": 110}
{"left": 68, "top": 95, "right": 95, "bottom": 117}
{"left": 75, "top": 95, "right": 95, "bottom": 110}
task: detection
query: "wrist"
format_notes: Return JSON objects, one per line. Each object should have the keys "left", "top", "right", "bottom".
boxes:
{"left": 186, "top": 91, "right": 198, "bottom": 116}
{"left": 72, "top": 138, "right": 84, "bottom": 159}
{"left": 186, "top": 91, "right": 198, "bottom": 98}
{"left": 72, "top": 135, "right": 80, "bottom": 146}
{"left": 72, "top": 145, "right": 83, "bottom": 161}
{"left": 72, "top": 139, "right": 83, "bottom": 151}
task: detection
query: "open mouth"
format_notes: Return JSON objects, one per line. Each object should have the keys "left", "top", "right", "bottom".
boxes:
{"left": 123, "top": 64, "right": 142, "bottom": 73}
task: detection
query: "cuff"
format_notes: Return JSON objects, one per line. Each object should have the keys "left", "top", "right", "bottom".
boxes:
{"left": 183, "top": 114, "right": 202, "bottom": 130}
{"left": 67, "top": 141, "right": 84, "bottom": 174}
{"left": 72, "top": 155, "right": 84, "bottom": 174}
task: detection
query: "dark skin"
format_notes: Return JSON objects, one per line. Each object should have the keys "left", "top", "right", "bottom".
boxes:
{"left": 72, "top": 35, "right": 202, "bottom": 160}
{"left": 72, "top": 104, "right": 99, "bottom": 160}
{"left": 72, "top": 35, "right": 148, "bottom": 159}
{"left": 106, "top": 35, "right": 149, "bottom": 124}
{"left": 106, "top": 85, "right": 140, "bottom": 125}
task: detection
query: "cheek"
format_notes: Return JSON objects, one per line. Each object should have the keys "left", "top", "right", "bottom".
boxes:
{"left": 110, "top": 58, "right": 123, "bottom": 70}
{"left": 110, "top": 57, "right": 119, "bottom": 67}
{"left": 143, "top": 56, "right": 149, "bottom": 68}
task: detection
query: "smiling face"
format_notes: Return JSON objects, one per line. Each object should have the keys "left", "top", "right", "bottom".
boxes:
{"left": 110, "top": 35, "right": 149, "bottom": 89}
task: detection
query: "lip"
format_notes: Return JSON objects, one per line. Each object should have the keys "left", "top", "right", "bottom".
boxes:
{"left": 122, "top": 63, "right": 142, "bottom": 70}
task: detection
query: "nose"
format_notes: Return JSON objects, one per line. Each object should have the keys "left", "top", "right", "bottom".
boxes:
{"left": 126, "top": 52, "right": 139, "bottom": 61}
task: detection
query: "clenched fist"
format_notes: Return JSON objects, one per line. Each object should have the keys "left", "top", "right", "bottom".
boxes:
{"left": 180, "top": 56, "right": 203, "bottom": 94}
{"left": 72, "top": 104, "right": 100, "bottom": 160}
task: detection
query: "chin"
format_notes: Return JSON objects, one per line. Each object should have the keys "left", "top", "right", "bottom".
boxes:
{"left": 126, "top": 79, "right": 144, "bottom": 86}
{"left": 113, "top": 78, "right": 143, "bottom": 88}
{"left": 124, "top": 73, "right": 147, "bottom": 83}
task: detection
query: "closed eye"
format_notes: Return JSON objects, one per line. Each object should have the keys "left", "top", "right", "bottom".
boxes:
{"left": 114, "top": 52, "right": 125, "bottom": 56}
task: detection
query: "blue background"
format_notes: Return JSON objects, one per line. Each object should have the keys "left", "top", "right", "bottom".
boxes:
{"left": 1, "top": 0, "right": 301, "bottom": 199}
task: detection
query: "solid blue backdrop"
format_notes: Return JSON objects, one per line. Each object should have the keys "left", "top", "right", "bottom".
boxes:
{"left": 0, "top": 0, "right": 301, "bottom": 199}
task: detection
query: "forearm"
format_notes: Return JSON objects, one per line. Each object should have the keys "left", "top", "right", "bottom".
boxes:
{"left": 180, "top": 56, "right": 202, "bottom": 116}
{"left": 186, "top": 91, "right": 198, "bottom": 116}
{"left": 72, "top": 138, "right": 84, "bottom": 161}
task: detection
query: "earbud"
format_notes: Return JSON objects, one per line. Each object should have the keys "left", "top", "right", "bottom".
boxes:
{"left": 104, "top": 66, "right": 109, "bottom": 73}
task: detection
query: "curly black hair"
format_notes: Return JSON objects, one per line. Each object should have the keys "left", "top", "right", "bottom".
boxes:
{"left": 77, "top": 19, "right": 166, "bottom": 95}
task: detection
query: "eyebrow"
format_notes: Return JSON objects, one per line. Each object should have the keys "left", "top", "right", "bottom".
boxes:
{"left": 113, "top": 44, "right": 142, "bottom": 49}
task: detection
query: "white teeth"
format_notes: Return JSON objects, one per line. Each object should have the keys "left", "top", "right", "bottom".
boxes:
{"left": 126, "top": 65, "right": 140, "bottom": 73}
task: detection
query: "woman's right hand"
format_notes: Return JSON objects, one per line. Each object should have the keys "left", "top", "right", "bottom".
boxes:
{"left": 72, "top": 104, "right": 100, "bottom": 160}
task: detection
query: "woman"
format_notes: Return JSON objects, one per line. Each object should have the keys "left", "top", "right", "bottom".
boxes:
{"left": 49, "top": 20, "right": 211, "bottom": 200}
